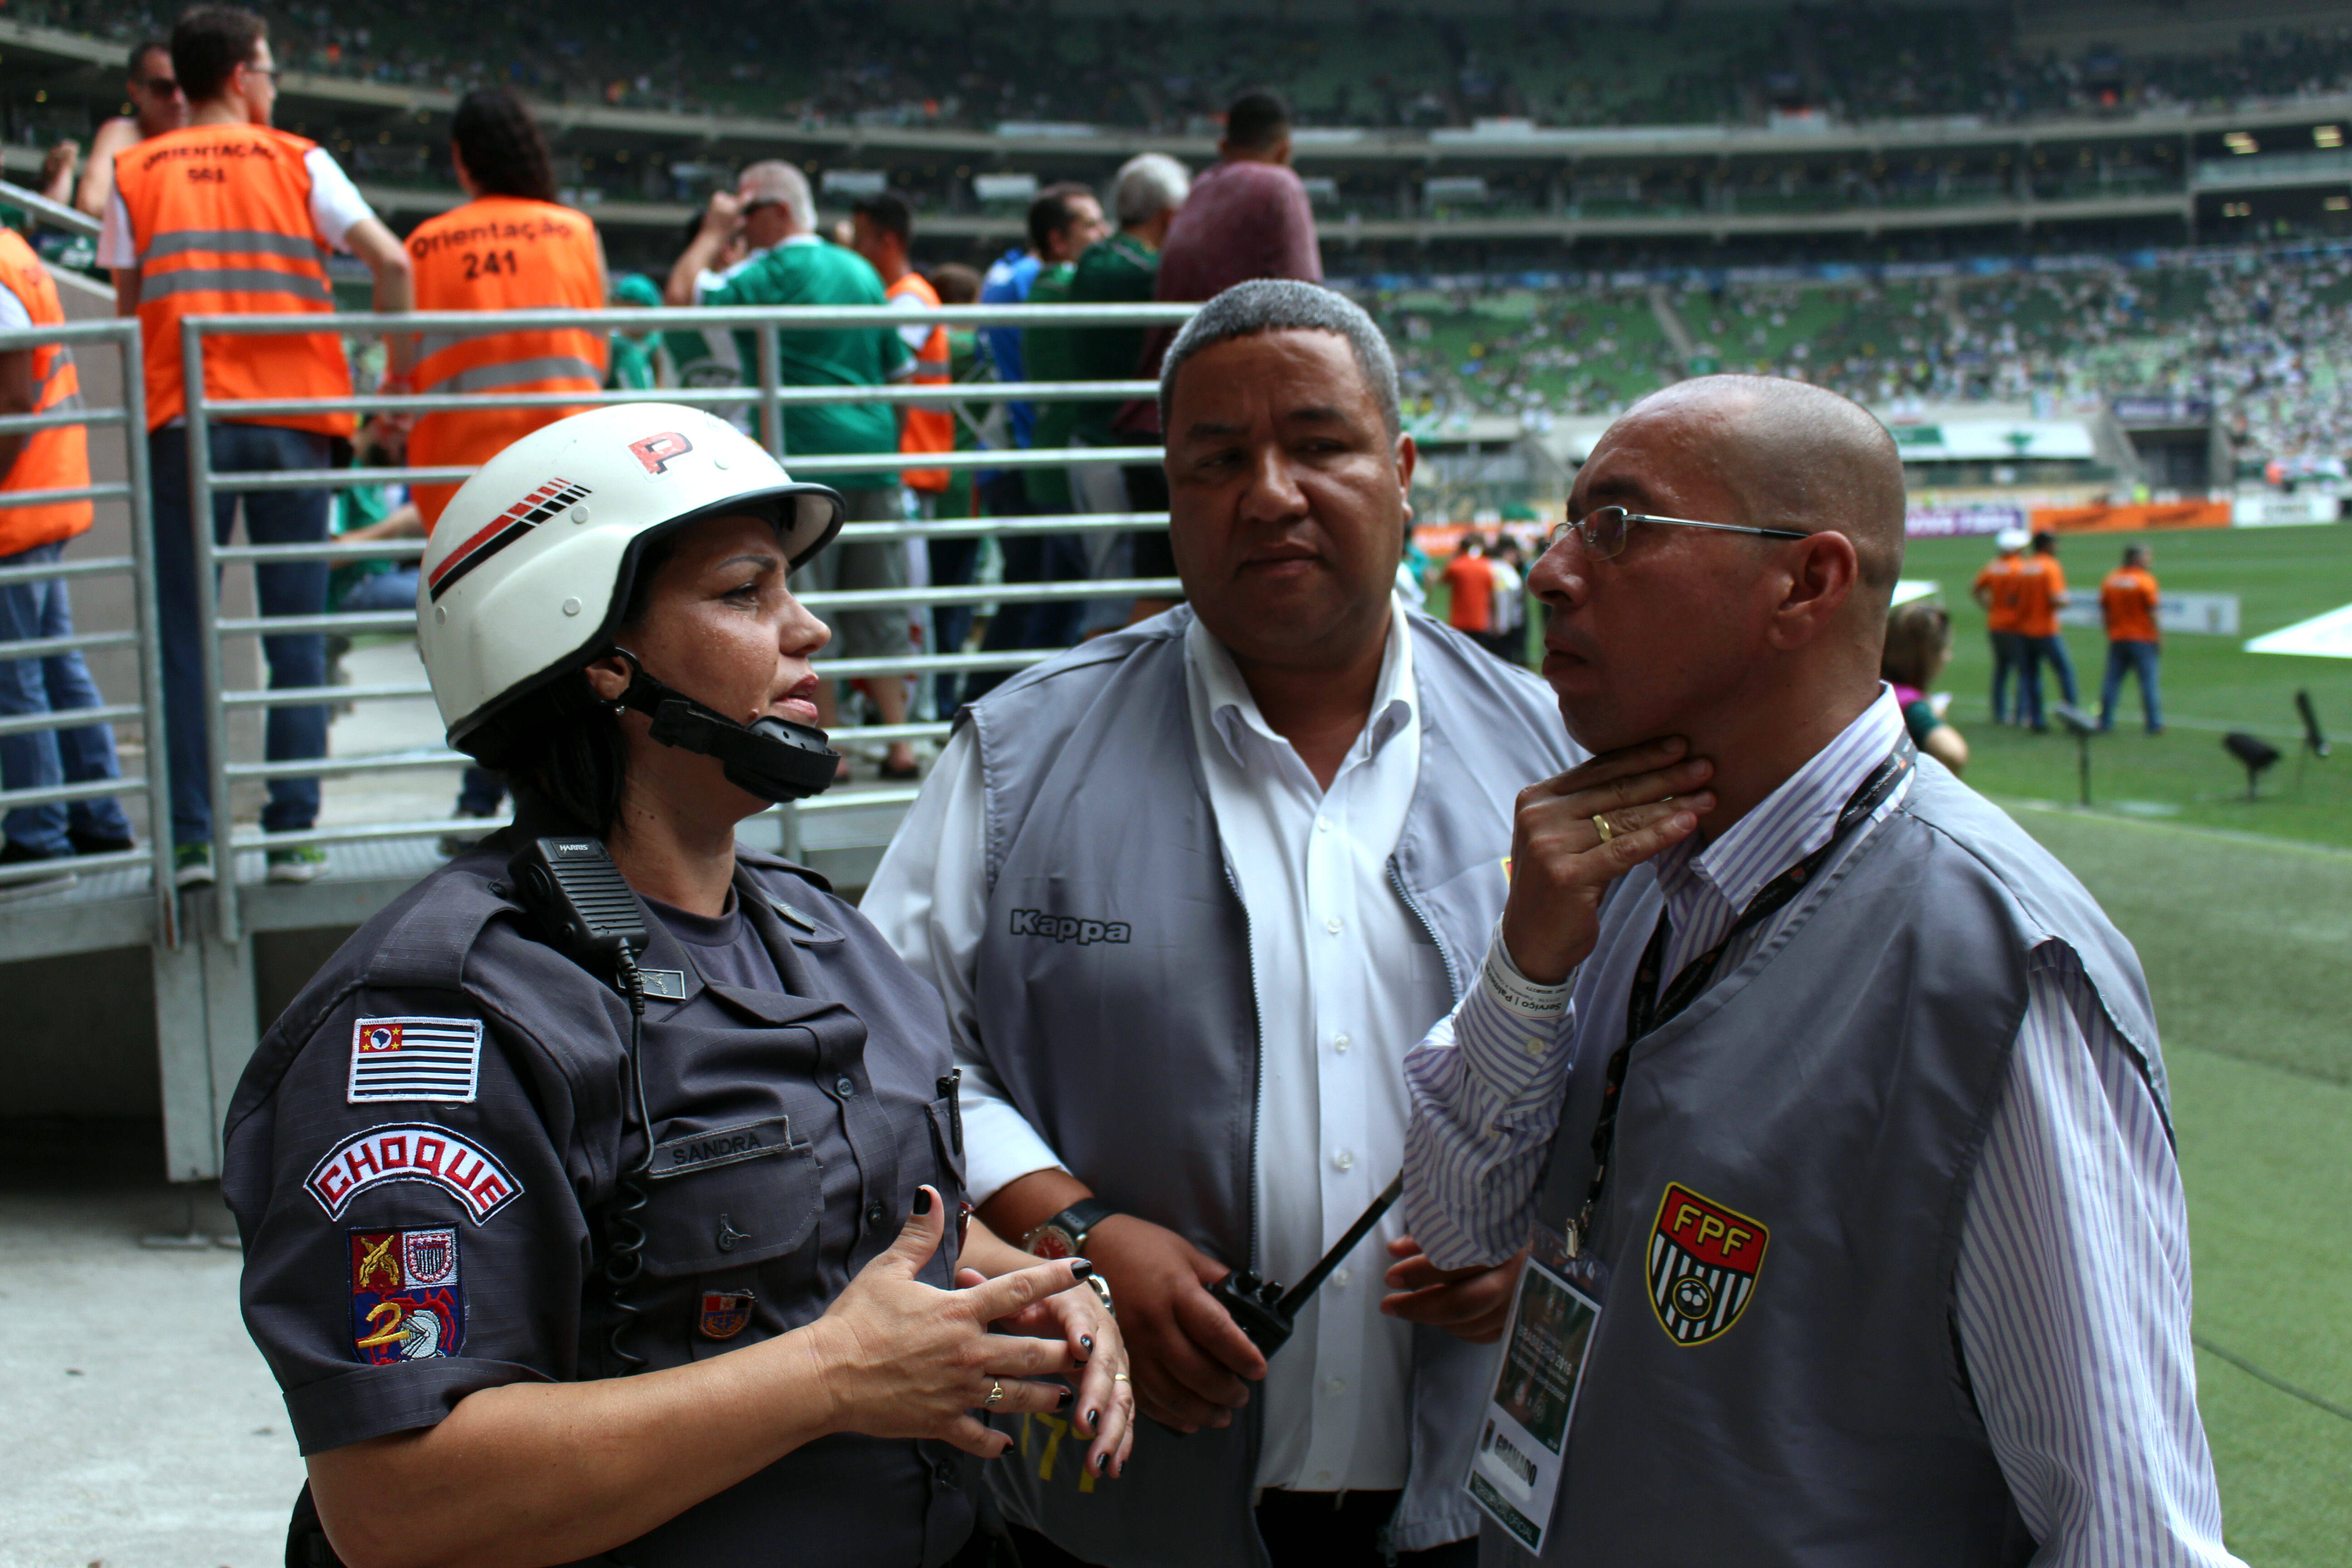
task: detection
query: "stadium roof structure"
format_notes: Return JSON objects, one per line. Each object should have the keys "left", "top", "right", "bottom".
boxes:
{"left": 9, "top": 15, "right": 2352, "bottom": 258}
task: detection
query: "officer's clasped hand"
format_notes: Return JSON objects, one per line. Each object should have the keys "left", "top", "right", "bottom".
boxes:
{"left": 1500, "top": 737, "right": 1717, "bottom": 985}
{"left": 804, "top": 1187, "right": 1127, "bottom": 1470}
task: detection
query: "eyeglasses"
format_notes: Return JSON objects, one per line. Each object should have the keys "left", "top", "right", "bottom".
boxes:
{"left": 739, "top": 197, "right": 784, "bottom": 216}
{"left": 1545, "top": 505, "right": 1810, "bottom": 562}
{"left": 139, "top": 75, "right": 182, "bottom": 96}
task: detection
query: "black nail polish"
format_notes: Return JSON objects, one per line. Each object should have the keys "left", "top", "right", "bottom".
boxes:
{"left": 1068, "top": 1259, "right": 1094, "bottom": 1281}
{"left": 1056, "top": 1386, "right": 1073, "bottom": 1411}
{"left": 1080, "top": 1335, "right": 1094, "bottom": 1353}
{"left": 911, "top": 1187, "right": 933, "bottom": 1215}
{"left": 1088, "top": 1409, "right": 1100, "bottom": 1429}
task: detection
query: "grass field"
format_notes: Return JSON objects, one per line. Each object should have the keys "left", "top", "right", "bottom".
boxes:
{"left": 1903, "top": 524, "right": 2352, "bottom": 849}
{"left": 2014, "top": 807, "right": 2352, "bottom": 1566}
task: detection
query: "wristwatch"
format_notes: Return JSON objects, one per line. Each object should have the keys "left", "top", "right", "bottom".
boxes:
{"left": 1024, "top": 1197, "right": 1118, "bottom": 1260}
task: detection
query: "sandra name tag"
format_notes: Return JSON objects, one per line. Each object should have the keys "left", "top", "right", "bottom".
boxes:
{"left": 1464, "top": 1241, "right": 1601, "bottom": 1554}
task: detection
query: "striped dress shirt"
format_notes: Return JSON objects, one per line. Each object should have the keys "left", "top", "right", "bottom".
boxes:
{"left": 1402, "top": 689, "right": 2241, "bottom": 1567}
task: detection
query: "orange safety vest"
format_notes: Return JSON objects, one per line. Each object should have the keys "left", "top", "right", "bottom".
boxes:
{"left": 406, "top": 196, "right": 608, "bottom": 529}
{"left": 0, "top": 228, "right": 92, "bottom": 555}
{"left": 887, "top": 270, "right": 953, "bottom": 493}
{"left": 112, "top": 123, "right": 353, "bottom": 436}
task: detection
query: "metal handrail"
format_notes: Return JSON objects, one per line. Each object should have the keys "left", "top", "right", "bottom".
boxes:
{"left": 0, "top": 316, "right": 176, "bottom": 928}
{"left": 0, "top": 177, "right": 103, "bottom": 239}
{"left": 183, "top": 298, "right": 1203, "bottom": 936}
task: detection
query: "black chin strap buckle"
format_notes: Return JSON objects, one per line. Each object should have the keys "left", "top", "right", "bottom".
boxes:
{"left": 607, "top": 648, "right": 842, "bottom": 805}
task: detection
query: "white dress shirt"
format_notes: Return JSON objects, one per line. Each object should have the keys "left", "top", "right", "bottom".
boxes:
{"left": 1403, "top": 689, "right": 2241, "bottom": 1567}
{"left": 867, "top": 598, "right": 1453, "bottom": 1493}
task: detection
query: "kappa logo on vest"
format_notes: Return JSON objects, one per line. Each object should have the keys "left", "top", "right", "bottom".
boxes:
{"left": 1008, "top": 909, "right": 1132, "bottom": 946}
{"left": 1646, "top": 1182, "right": 1769, "bottom": 1346}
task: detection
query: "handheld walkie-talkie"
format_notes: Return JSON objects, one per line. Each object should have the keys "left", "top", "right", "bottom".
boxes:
{"left": 506, "top": 836, "right": 658, "bottom": 1372}
{"left": 1211, "top": 1173, "right": 1406, "bottom": 1358}
{"left": 508, "top": 835, "right": 649, "bottom": 973}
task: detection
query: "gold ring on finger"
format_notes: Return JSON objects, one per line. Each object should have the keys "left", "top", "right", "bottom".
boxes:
{"left": 984, "top": 1379, "right": 1006, "bottom": 1407}
{"left": 1592, "top": 813, "right": 1617, "bottom": 844}
{"left": 1111, "top": 1372, "right": 1131, "bottom": 1383}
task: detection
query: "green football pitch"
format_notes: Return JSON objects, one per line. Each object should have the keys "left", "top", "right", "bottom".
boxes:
{"left": 1908, "top": 524, "right": 2351, "bottom": 1563}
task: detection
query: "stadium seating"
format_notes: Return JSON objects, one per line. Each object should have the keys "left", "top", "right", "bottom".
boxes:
{"left": 24, "top": 0, "right": 2352, "bottom": 130}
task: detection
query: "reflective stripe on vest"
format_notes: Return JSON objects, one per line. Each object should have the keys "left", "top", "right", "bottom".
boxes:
{"left": 112, "top": 124, "right": 353, "bottom": 436}
{"left": 405, "top": 196, "right": 608, "bottom": 530}
{"left": 0, "top": 226, "right": 93, "bottom": 553}
{"left": 888, "top": 272, "right": 954, "bottom": 492}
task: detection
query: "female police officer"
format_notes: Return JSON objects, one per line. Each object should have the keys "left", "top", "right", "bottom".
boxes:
{"left": 223, "top": 403, "right": 1132, "bottom": 1568}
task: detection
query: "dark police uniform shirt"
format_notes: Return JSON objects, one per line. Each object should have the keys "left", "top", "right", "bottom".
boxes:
{"left": 222, "top": 837, "right": 974, "bottom": 1568}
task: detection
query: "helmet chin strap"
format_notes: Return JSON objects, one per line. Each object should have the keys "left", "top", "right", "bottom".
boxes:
{"left": 606, "top": 648, "right": 840, "bottom": 804}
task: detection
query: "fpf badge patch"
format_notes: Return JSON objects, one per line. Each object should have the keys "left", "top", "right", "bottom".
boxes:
{"left": 348, "top": 1227, "right": 466, "bottom": 1363}
{"left": 1646, "top": 1183, "right": 1769, "bottom": 1346}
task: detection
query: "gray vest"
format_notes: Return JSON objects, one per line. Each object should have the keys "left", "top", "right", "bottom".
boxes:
{"left": 1499, "top": 759, "right": 2166, "bottom": 1568}
{"left": 960, "top": 606, "right": 1580, "bottom": 1567}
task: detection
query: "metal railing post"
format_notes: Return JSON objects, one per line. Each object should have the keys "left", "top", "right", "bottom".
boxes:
{"left": 166, "top": 299, "right": 1203, "bottom": 870}
{"left": 758, "top": 322, "right": 784, "bottom": 460}
{"left": 181, "top": 317, "right": 240, "bottom": 941}
{"left": 118, "top": 318, "right": 178, "bottom": 947}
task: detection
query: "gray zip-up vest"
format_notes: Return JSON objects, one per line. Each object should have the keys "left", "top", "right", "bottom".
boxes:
{"left": 960, "top": 606, "right": 1581, "bottom": 1567}
{"left": 1493, "top": 759, "right": 2166, "bottom": 1568}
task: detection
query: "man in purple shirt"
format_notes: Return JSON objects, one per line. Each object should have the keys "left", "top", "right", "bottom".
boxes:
{"left": 1128, "top": 88, "right": 1322, "bottom": 439}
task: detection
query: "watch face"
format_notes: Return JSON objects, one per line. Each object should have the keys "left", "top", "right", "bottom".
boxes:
{"left": 1029, "top": 1225, "right": 1078, "bottom": 1260}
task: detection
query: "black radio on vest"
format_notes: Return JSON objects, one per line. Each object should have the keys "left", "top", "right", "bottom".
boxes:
{"left": 506, "top": 836, "right": 662, "bottom": 1372}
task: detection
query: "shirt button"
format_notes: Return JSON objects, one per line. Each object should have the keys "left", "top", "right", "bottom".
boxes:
{"left": 1316, "top": 816, "right": 1332, "bottom": 833}
{"left": 1333, "top": 1267, "right": 1352, "bottom": 1289}
{"left": 1325, "top": 1377, "right": 1347, "bottom": 1397}
{"left": 867, "top": 1200, "right": 888, "bottom": 1228}
{"left": 1332, "top": 1148, "right": 1355, "bottom": 1172}
{"left": 1333, "top": 1033, "right": 1352, "bottom": 1054}
{"left": 834, "top": 1075, "right": 857, "bottom": 1097}
{"left": 1325, "top": 916, "right": 1343, "bottom": 934}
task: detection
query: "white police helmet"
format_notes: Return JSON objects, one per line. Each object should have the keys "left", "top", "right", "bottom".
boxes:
{"left": 417, "top": 403, "right": 843, "bottom": 749}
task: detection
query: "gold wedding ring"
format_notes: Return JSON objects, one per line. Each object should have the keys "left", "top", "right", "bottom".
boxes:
{"left": 1112, "top": 1372, "right": 1131, "bottom": 1383}
{"left": 1592, "top": 813, "right": 1617, "bottom": 844}
{"left": 985, "top": 1380, "right": 1006, "bottom": 1407}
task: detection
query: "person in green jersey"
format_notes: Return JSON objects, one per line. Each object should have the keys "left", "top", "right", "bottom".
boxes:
{"left": 605, "top": 271, "right": 662, "bottom": 391}
{"left": 665, "top": 161, "right": 920, "bottom": 777}
{"left": 1041, "top": 153, "right": 1191, "bottom": 632}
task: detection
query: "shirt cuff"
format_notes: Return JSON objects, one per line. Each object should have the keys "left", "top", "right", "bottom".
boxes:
{"left": 959, "top": 1094, "right": 1068, "bottom": 1207}
{"left": 1482, "top": 929, "right": 1573, "bottom": 1019}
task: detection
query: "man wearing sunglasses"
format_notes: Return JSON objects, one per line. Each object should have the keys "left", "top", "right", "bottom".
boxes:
{"left": 72, "top": 39, "right": 189, "bottom": 220}
{"left": 1402, "top": 376, "right": 2235, "bottom": 1566}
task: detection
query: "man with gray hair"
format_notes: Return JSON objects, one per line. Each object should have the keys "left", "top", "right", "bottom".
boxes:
{"left": 867, "top": 279, "right": 1579, "bottom": 1567}
{"left": 1063, "top": 152, "right": 1191, "bottom": 626}
{"left": 662, "top": 159, "right": 922, "bottom": 775}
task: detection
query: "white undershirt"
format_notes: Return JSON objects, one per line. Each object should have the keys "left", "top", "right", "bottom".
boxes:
{"left": 97, "top": 144, "right": 373, "bottom": 270}
{"left": 865, "top": 599, "right": 1449, "bottom": 1493}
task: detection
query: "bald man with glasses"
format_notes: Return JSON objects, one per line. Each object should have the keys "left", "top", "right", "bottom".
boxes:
{"left": 1403, "top": 375, "right": 2238, "bottom": 1567}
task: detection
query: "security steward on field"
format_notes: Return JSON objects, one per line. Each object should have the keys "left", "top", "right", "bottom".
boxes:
{"left": 222, "top": 404, "right": 1132, "bottom": 1568}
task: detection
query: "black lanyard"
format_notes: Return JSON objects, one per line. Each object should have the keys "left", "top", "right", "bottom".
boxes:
{"left": 1565, "top": 739, "right": 1915, "bottom": 1256}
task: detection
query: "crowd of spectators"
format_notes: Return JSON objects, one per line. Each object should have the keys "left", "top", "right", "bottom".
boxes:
{"left": 1360, "top": 246, "right": 2352, "bottom": 468}
{"left": 20, "top": 0, "right": 2352, "bottom": 132}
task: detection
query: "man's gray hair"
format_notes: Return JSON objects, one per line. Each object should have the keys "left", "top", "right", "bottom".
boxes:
{"left": 1158, "top": 279, "right": 1402, "bottom": 439}
{"left": 740, "top": 160, "right": 817, "bottom": 234}
{"left": 1112, "top": 152, "right": 1191, "bottom": 227}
